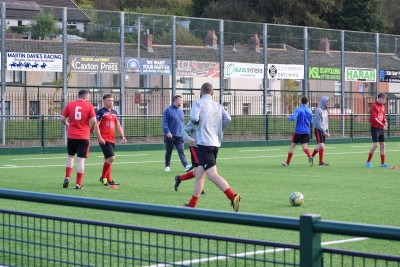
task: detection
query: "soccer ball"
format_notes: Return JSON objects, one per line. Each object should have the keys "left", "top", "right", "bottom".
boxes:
{"left": 289, "top": 192, "right": 304, "bottom": 206}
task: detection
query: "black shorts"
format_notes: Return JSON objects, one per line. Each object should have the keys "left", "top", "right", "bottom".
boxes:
{"left": 100, "top": 141, "right": 115, "bottom": 158}
{"left": 315, "top": 129, "right": 326, "bottom": 144}
{"left": 197, "top": 145, "right": 218, "bottom": 171}
{"left": 67, "top": 139, "right": 90, "bottom": 158}
{"left": 189, "top": 146, "right": 199, "bottom": 167}
{"left": 371, "top": 126, "right": 385, "bottom": 142}
{"left": 291, "top": 133, "right": 310, "bottom": 144}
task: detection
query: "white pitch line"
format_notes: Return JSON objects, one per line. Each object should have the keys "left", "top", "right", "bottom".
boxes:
{"left": 238, "top": 149, "right": 281, "bottom": 152}
{"left": 12, "top": 156, "right": 66, "bottom": 161}
{"left": 351, "top": 145, "right": 371, "bottom": 148}
{"left": 144, "top": 237, "right": 369, "bottom": 267}
{"left": 3, "top": 149, "right": 400, "bottom": 169}
{"left": 95, "top": 154, "right": 149, "bottom": 158}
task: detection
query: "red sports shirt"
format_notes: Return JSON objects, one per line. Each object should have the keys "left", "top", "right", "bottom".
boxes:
{"left": 96, "top": 107, "right": 118, "bottom": 143}
{"left": 369, "top": 101, "right": 386, "bottom": 129}
{"left": 62, "top": 100, "right": 95, "bottom": 139}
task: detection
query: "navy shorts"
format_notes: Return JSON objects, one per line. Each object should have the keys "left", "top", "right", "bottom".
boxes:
{"left": 67, "top": 139, "right": 90, "bottom": 158}
{"left": 197, "top": 145, "right": 218, "bottom": 171}
{"left": 291, "top": 133, "right": 310, "bottom": 144}
{"left": 370, "top": 126, "right": 385, "bottom": 142}
{"left": 100, "top": 141, "right": 115, "bottom": 158}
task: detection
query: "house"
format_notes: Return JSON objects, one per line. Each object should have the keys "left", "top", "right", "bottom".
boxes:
{"left": 1, "top": 0, "right": 90, "bottom": 32}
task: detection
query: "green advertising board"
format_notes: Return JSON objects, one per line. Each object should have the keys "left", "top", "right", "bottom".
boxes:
{"left": 309, "top": 67, "right": 340, "bottom": 80}
{"left": 345, "top": 67, "right": 376, "bottom": 82}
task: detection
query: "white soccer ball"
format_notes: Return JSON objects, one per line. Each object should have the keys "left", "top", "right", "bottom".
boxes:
{"left": 289, "top": 192, "right": 304, "bottom": 206}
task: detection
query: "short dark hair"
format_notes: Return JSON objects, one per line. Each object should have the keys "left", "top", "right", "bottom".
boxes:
{"left": 201, "top": 83, "right": 213, "bottom": 94}
{"left": 301, "top": 96, "right": 309, "bottom": 104}
{"left": 378, "top": 92, "right": 386, "bottom": 99}
{"left": 103, "top": 94, "right": 112, "bottom": 100}
{"left": 172, "top": 95, "right": 182, "bottom": 102}
{"left": 78, "top": 89, "right": 89, "bottom": 99}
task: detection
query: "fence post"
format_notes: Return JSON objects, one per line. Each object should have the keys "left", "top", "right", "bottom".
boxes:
{"left": 300, "top": 214, "right": 322, "bottom": 267}
{"left": 350, "top": 113, "right": 354, "bottom": 140}
{"left": 41, "top": 115, "right": 45, "bottom": 153}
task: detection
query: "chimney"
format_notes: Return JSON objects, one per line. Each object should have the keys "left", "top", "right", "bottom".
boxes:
{"left": 319, "top": 37, "right": 330, "bottom": 52}
{"left": 205, "top": 30, "right": 218, "bottom": 48}
{"left": 249, "top": 33, "right": 260, "bottom": 52}
{"left": 140, "top": 33, "right": 154, "bottom": 52}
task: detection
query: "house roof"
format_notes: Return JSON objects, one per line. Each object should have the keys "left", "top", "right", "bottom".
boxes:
{"left": 1, "top": 0, "right": 90, "bottom": 22}
{"left": 5, "top": 39, "right": 400, "bottom": 71}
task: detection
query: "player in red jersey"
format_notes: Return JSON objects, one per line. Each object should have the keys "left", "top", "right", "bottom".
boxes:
{"left": 96, "top": 94, "right": 126, "bottom": 186}
{"left": 60, "top": 89, "right": 97, "bottom": 189}
{"left": 365, "top": 93, "right": 389, "bottom": 168}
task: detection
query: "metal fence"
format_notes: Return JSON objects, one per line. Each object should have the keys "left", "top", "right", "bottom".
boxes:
{"left": 2, "top": 112, "right": 400, "bottom": 147}
{"left": 0, "top": 189, "right": 400, "bottom": 267}
{"left": 2, "top": 4, "right": 400, "bottom": 146}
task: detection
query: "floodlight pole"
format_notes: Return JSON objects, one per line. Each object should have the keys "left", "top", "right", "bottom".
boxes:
{"left": 1, "top": 2, "right": 6, "bottom": 145}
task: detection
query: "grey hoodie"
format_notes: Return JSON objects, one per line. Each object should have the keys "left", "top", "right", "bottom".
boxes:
{"left": 190, "top": 94, "right": 231, "bottom": 147}
{"left": 314, "top": 96, "right": 329, "bottom": 135}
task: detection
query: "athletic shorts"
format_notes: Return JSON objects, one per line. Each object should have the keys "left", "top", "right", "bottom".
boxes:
{"left": 314, "top": 129, "right": 326, "bottom": 144}
{"left": 100, "top": 141, "right": 115, "bottom": 158}
{"left": 67, "top": 139, "right": 90, "bottom": 158}
{"left": 197, "top": 145, "right": 219, "bottom": 171}
{"left": 370, "top": 126, "right": 385, "bottom": 143}
{"left": 291, "top": 133, "right": 310, "bottom": 144}
{"left": 189, "top": 146, "right": 199, "bottom": 167}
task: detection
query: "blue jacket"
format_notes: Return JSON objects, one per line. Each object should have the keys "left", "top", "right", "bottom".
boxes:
{"left": 288, "top": 104, "right": 312, "bottom": 134}
{"left": 162, "top": 104, "right": 184, "bottom": 137}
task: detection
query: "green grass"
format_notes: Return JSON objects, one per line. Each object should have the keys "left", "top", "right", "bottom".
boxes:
{"left": 1, "top": 142, "right": 400, "bottom": 260}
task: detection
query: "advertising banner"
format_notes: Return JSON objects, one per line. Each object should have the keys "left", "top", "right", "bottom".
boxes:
{"left": 224, "top": 62, "right": 264, "bottom": 78}
{"left": 345, "top": 67, "right": 376, "bottom": 82}
{"left": 176, "top": 60, "right": 220, "bottom": 77}
{"left": 69, "top": 56, "right": 120, "bottom": 74}
{"left": 309, "top": 66, "right": 341, "bottom": 80}
{"left": 379, "top": 69, "right": 400, "bottom": 83}
{"left": 126, "top": 58, "right": 171, "bottom": 75}
{"left": 7, "top": 52, "right": 63, "bottom": 72}
{"left": 267, "top": 64, "right": 304, "bottom": 79}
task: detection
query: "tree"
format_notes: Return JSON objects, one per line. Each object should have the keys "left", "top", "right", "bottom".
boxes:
{"left": 30, "top": 11, "right": 59, "bottom": 40}
{"left": 282, "top": 80, "right": 300, "bottom": 114}
{"left": 156, "top": 27, "right": 203, "bottom": 46}
{"left": 328, "top": 0, "right": 385, "bottom": 32}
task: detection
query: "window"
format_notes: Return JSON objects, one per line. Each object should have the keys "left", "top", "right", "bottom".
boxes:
{"left": 334, "top": 81, "right": 341, "bottom": 96}
{"left": 223, "top": 78, "right": 231, "bottom": 94}
{"left": 29, "top": 101, "right": 40, "bottom": 118}
{"left": 139, "top": 102, "right": 148, "bottom": 115}
{"left": 182, "top": 102, "right": 191, "bottom": 116}
{"left": 242, "top": 103, "right": 250, "bottom": 115}
{"left": 0, "top": 101, "right": 11, "bottom": 116}
{"left": 4, "top": 71, "right": 23, "bottom": 83}
{"left": 113, "top": 100, "right": 120, "bottom": 113}
{"left": 182, "top": 77, "right": 193, "bottom": 94}
{"left": 223, "top": 102, "right": 230, "bottom": 114}
{"left": 112, "top": 74, "right": 120, "bottom": 88}
{"left": 139, "top": 75, "right": 147, "bottom": 88}
{"left": 43, "top": 72, "right": 59, "bottom": 84}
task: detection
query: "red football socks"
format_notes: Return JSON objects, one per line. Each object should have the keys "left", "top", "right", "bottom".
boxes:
{"left": 224, "top": 188, "right": 235, "bottom": 201}
{"left": 180, "top": 171, "right": 194, "bottom": 181}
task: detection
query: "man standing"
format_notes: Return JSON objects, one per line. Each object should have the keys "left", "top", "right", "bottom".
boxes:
{"left": 96, "top": 94, "right": 127, "bottom": 186}
{"left": 162, "top": 95, "right": 191, "bottom": 172}
{"left": 311, "top": 96, "right": 330, "bottom": 166}
{"left": 365, "top": 93, "right": 389, "bottom": 168}
{"left": 186, "top": 82, "right": 240, "bottom": 212}
{"left": 282, "top": 96, "right": 314, "bottom": 167}
{"left": 60, "top": 89, "right": 97, "bottom": 189}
